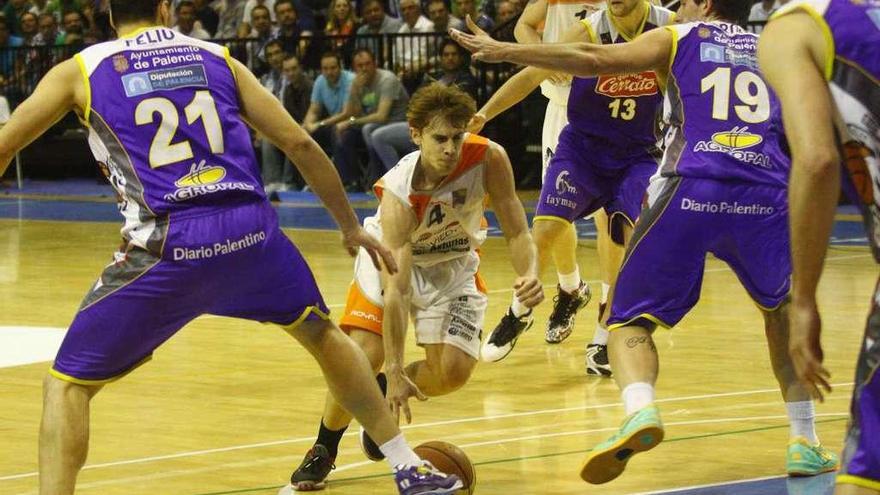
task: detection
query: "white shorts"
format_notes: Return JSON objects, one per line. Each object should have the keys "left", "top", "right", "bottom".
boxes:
{"left": 339, "top": 249, "right": 488, "bottom": 360}
{"left": 541, "top": 101, "right": 569, "bottom": 181}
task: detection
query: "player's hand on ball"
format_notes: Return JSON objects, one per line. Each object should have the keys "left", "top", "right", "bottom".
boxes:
{"left": 450, "top": 16, "right": 509, "bottom": 63}
{"left": 789, "top": 299, "right": 831, "bottom": 402}
{"left": 467, "top": 113, "right": 487, "bottom": 134}
{"left": 341, "top": 227, "right": 399, "bottom": 274}
{"left": 386, "top": 369, "right": 427, "bottom": 424}
{"left": 514, "top": 276, "right": 544, "bottom": 308}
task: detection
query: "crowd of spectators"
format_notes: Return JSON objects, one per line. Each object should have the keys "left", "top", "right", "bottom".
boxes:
{"left": 0, "top": 0, "right": 526, "bottom": 192}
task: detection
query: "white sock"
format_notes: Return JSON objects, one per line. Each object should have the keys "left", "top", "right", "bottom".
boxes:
{"left": 786, "top": 401, "right": 818, "bottom": 443}
{"left": 380, "top": 433, "right": 421, "bottom": 468}
{"left": 601, "top": 283, "right": 610, "bottom": 304}
{"left": 622, "top": 382, "right": 655, "bottom": 416}
{"left": 510, "top": 296, "right": 530, "bottom": 317}
{"left": 592, "top": 324, "right": 609, "bottom": 346}
{"left": 558, "top": 268, "right": 581, "bottom": 293}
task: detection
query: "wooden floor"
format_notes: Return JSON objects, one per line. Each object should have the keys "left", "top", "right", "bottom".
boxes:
{"left": 0, "top": 218, "right": 875, "bottom": 495}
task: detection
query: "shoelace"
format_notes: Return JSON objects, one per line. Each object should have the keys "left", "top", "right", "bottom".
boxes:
{"left": 489, "top": 311, "right": 526, "bottom": 345}
{"left": 549, "top": 289, "right": 582, "bottom": 326}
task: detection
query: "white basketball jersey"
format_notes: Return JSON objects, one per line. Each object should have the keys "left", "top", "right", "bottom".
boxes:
{"left": 541, "top": 0, "right": 605, "bottom": 105}
{"left": 371, "top": 134, "right": 491, "bottom": 267}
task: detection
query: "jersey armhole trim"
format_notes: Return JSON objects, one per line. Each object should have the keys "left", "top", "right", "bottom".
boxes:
{"left": 580, "top": 19, "right": 597, "bottom": 43}
{"left": 74, "top": 53, "right": 91, "bottom": 125}
{"left": 659, "top": 25, "right": 679, "bottom": 92}
{"left": 223, "top": 45, "right": 238, "bottom": 84}
{"left": 770, "top": 4, "right": 835, "bottom": 80}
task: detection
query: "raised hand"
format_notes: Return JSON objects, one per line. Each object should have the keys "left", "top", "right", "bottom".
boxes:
{"left": 449, "top": 16, "right": 511, "bottom": 63}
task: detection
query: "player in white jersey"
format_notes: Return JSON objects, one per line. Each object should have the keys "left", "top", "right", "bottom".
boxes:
{"left": 285, "top": 84, "right": 544, "bottom": 491}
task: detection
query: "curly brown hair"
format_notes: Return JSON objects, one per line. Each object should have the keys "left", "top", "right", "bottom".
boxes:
{"left": 407, "top": 83, "right": 477, "bottom": 131}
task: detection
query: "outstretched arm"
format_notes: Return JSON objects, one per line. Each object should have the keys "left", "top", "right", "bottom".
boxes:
{"left": 452, "top": 16, "right": 671, "bottom": 79}
{"left": 378, "top": 194, "right": 427, "bottom": 423}
{"left": 0, "top": 59, "right": 84, "bottom": 175}
{"left": 470, "top": 22, "right": 592, "bottom": 132}
{"left": 759, "top": 12, "right": 838, "bottom": 400}
{"left": 232, "top": 57, "right": 397, "bottom": 273}
{"left": 485, "top": 142, "right": 544, "bottom": 308}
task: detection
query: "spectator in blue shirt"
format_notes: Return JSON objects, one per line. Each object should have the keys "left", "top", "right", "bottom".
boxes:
{"left": 303, "top": 52, "right": 356, "bottom": 156}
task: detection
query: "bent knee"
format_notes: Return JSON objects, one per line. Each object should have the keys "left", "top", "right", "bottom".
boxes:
{"left": 439, "top": 355, "right": 476, "bottom": 392}
{"left": 533, "top": 219, "right": 569, "bottom": 247}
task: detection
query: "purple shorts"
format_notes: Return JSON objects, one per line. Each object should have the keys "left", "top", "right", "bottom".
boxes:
{"left": 608, "top": 176, "right": 790, "bottom": 329}
{"left": 838, "top": 276, "right": 880, "bottom": 488}
{"left": 51, "top": 201, "right": 329, "bottom": 384}
{"left": 535, "top": 126, "right": 660, "bottom": 233}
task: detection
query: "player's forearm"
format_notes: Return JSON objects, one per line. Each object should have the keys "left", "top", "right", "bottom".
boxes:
{"left": 499, "top": 42, "right": 600, "bottom": 77}
{"left": 507, "top": 230, "right": 539, "bottom": 279}
{"left": 788, "top": 154, "right": 840, "bottom": 303}
{"left": 478, "top": 68, "right": 545, "bottom": 122}
{"left": 286, "top": 139, "right": 360, "bottom": 232}
{"left": 382, "top": 290, "right": 411, "bottom": 372}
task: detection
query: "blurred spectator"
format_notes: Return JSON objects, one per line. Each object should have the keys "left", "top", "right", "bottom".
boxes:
{"left": 0, "top": 16, "right": 23, "bottom": 78}
{"left": 62, "top": 10, "right": 84, "bottom": 36}
{"left": 325, "top": 0, "right": 358, "bottom": 51}
{"left": 216, "top": 0, "right": 247, "bottom": 38}
{"left": 19, "top": 12, "right": 39, "bottom": 45}
{"left": 260, "top": 40, "right": 296, "bottom": 193}
{"left": 282, "top": 54, "right": 313, "bottom": 124}
{"left": 4, "top": 0, "right": 36, "bottom": 36}
{"left": 244, "top": 4, "right": 273, "bottom": 75}
{"left": 333, "top": 48, "right": 410, "bottom": 188}
{"left": 303, "top": 51, "right": 355, "bottom": 154}
{"left": 46, "top": 0, "right": 84, "bottom": 21}
{"left": 427, "top": 0, "right": 463, "bottom": 33}
{"left": 174, "top": 1, "right": 212, "bottom": 39}
{"left": 281, "top": 54, "right": 313, "bottom": 189}
{"left": 240, "top": 0, "right": 315, "bottom": 37}
{"left": 454, "top": 0, "right": 493, "bottom": 32}
{"left": 31, "top": 12, "right": 62, "bottom": 45}
{"left": 267, "top": 0, "right": 312, "bottom": 59}
{"left": 748, "top": 0, "right": 779, "bottom": 21}
{"left": 394, "top": 0, "right": 433, "bottom": 91}
{"left": 496, "top": 0, "right": 517, "bottom": 25}
{"left": 421, "top": 38, "right": 476, "bottom": 99}
{"left": 193, "top": 0, "right": 219, "bottom": 37}
{"left": 356, "top": 0, "right": 402, "bottom": 56}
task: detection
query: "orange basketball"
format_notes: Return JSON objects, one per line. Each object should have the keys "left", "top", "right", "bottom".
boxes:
{"left": 414, "top": 441, "right": 476, "bottom": 494}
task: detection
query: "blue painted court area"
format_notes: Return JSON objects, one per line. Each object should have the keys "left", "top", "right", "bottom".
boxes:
{"left": 647, "top": 472, "right": 836, "bottom": 495}
{"left": 0, "top": 179, "right": 867, "bottom": 246}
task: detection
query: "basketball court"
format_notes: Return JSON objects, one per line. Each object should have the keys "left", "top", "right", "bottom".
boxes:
{"left": 0, "top": 182, "right": 872, "bottom": 494}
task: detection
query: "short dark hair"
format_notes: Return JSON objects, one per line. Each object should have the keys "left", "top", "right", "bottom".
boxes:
{"left": 438, "top": 38, "right": 465, "bottom": 58}
{"left": 698, "top": 0, "right": 751, "bottom": 25}
{"left": 320, "top": 51, "right": 342, "bottom": 64}
{"left": 252, "top": 4, "right": 271, "bottom": 17}
{"left": 362, "top": 0, "right": 385, "bottom": 12}
{"left": 176, "top": 0, "right": 195, "bottom": 13}
{"left": 352, "top": 47, "right": 375, "bottom": 61}
{"left": 110, "top": 0, "right": 160, "bottom": 25}
{"left": 264, "top": 39, "right": 285, "bottom": 53}
{"left": 274, "top": 0, "right": 297, "bottom": 12}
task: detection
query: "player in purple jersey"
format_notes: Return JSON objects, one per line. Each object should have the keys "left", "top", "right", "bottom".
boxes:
{"left": 0, "top": 2, "right": 462, "bottom": 495}
{"left": 761, "top": 0, "right": 880, "bottom": 493}
{"left": 468, "top": 0, "right": 673, "bottom": 377}
{"left": 452, "top": 0, "right": 840, "bottom": 484}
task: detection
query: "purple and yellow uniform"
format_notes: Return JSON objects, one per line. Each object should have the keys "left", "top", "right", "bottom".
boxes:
{"left": 607, "top": 22, "right": 791, "bottom": 329}
{"left": 52, "top": 27, "right": 329, "bottom": 384}
{"left": 535, "top": 2, "right": 674, "bottom": 243}
{"left": 772, "top": 0, "right": 880, "bottom": 488}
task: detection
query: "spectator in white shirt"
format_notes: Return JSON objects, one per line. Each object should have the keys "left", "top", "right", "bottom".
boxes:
{"left": 748, "top": 0, "right": 779, "bottom": 22}
{"left": 174, "top": 1, "right": 212, "bottom": 39}
{"left": 394, "top": 0, "right": 434, "bottom": 90}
